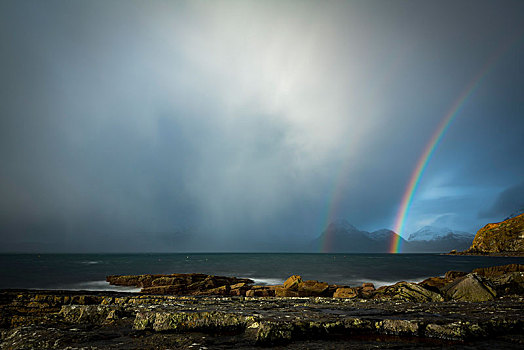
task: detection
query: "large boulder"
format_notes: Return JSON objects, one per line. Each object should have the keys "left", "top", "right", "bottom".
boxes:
{"left": 283, "top": 275, "right": 302, "bottom": 290}
{"left": 274, "top": 287, "right": 299, "bottom": 297}
{"left": 361, "top": 283, "right": 375, "bottom": 297}
{"left": 419, "top": 271, "right": 468, "bottom": 292}
{"left": 333, "top": 287, "right": 358, "bottom": 298}
{"left": 375, "top": 282, "right": 444, "bottom": 302}
{"left": 276, "top": 278, "right": 330, "bottom": 297}
{"left": 297, "top": 280, "right": 329, "bottom": 296}
{"left": 441, "top": 273, "right": 496, "bottom": 301}
{"left": 59, "top": 305, "right": 122, "bottom": 325}
{"left": 419, "top": 277, "right": 449, "bottom": 290}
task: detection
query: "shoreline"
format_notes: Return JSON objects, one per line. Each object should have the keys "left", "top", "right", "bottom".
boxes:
{"left": 446, "top": 252, "right": 524, "bottom": 257}
{"left": 1, "top": 263, "right": 523, "bottom": 349}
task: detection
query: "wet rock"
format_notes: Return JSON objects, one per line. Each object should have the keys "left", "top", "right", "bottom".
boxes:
{"left": 297, "top": 280, "right": 329, "bottom": 296}
{"left": 283, "top": 275, "right": 302, "bottom": 290}
{"left": 419, "top": 271, "right": 468, "bottom": 293}
{"left": 134, "top": 310, "right": 250, "bottom": 332}
{"left": 473, "top": 264, "right": 524, "bottom": 278}
{"left": 362, "top": 282, "right": 375, "bottom": 289}
{"left": 375, "top": 281, "right": 444, "bottom": 302}
{"left": 343, "top": 317, "right": 375, "bottom": 332}
{"left": 106, "top": 274, "right": 156, "bottom": 287}
{"left": 333, "top": 287, "right": 358, "bottom": 298}
{"left": 376, "top": 319, "right": 420, "bottom": 336}
{"left": 360, "top": 283, "right": 376, "bottom": 298}
{"left": 229, "top": 282, "right": 252, "bottom": 296}
{"left": 424, "top": 320, "right": 489, "bottom": 340}
{"left": 1, "top": 289, "right": 524, "bottom": 349}
{"left": 107, "top": 273, "right": 253, "bottom": 296}
{"left": 273, "top": 278, "right": 331, "bottom": 297}
{"left": 255, "top": 321, "right": 294, "bottom": 345}
{"left": 200, "top": 284, "right": 231, "bottom": 296}
{"left": 141, "top": 284, "right": 186, "bottom": 295}
{"left": 325, "top": 284, "right": 342, "bottom": 297}
{"left": 230, "top": 282, "right": 248, "bottom": 289}
{"left": 425, "top": 322, "right": 469, "bottom": 340}
{"left": 445, "top": 270, "right": 468, "bottom": 279}
{"left": 489, "top": 271, "right": 524, "bottom": 295}
{"left": 442, "top": 273, "right": 496, "bottom": 301}
{"left": 151, "top": 276, "right": 177, "bottom": 286}
{"left": 274, "top": 287, "right": 300, "bottom": 297}
{"left": 59, "top": 305, "right": 123, "bottom": 325}
{"left": 246, "top": 286, "right": 275, "bottom": 297}
{"left": 419, "top": 276, "right": 450, "bottom": 290}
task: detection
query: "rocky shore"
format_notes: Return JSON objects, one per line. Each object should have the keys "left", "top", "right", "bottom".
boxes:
{"left": 1, "top": 264, "right": 523, "bottom": 349}
{"left": 105, "top": 264, "right": 524, "bottom": 301}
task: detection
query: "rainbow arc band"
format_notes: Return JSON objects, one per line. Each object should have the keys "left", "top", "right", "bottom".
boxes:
{"left": 389, "top": 37, "right": 521, "bottom": 253}
{"left": 318, "top": 35, "right": 522, "bottom": 254}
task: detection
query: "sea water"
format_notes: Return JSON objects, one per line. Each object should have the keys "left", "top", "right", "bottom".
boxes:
{"left": 0, "top": 253, "right": 522, "bottom": 292}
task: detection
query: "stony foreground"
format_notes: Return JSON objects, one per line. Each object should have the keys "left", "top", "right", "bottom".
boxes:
{"left": 2, "top": 264, "right": 523, "bottom": 349}
{"left": 0, "top": 289, "right": 523, "bottom": 349}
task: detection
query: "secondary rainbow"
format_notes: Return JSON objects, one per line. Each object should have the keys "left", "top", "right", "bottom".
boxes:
{"left": 389, "top": 42, "right": 515, "bottom": 253}
{"left": 319, "top": 149, "right": 353, "bottom": 252}
{"left": 318, "top": 35, "right": 521, "bottom": 254}
{"left": 319, "top": 57, "right": 405, "bottom": 253}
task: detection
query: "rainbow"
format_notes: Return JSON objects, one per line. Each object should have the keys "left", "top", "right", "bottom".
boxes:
{"left": 389, "top": 39, "right": 519, "bottom": 253}
{"left": 319, "top": 152, "right": 352, "bottom": 253}
{"left": 389, "top": 84, "right": 478, "bottom": 253}
{"left": 319, "top": 35, "right": 521, "bottom": 254}
{"left": 319, "top": 57, "right": 405, "bottom": 253}
{"left": 321, "top": 62, "right": 491, "bottom": 254}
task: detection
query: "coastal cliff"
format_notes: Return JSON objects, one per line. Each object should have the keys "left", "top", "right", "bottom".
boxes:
{"left": 460, "top": 213, "right": 524, "bottom": 255}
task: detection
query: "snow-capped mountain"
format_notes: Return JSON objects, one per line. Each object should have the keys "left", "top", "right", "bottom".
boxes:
{"left": 401, "top": 226, "right": 475, "bottom": 253}
{"left": 327, "top": 219, "right": 360, "bottom": 232}
{"left": 408, "top": 226, "right": 474, "bottom": 241}
{"left": 310, "top": 222, "right": 474, "bottom": 253}
{"left": 311, "top": 221, "right": 406, "bottom": 253}
{"left": 368, "top": 229, "right": 397, "bottom": 241}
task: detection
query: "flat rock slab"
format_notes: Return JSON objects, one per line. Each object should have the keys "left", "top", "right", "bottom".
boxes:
{"left": 1, "top": 290, "right": 523, "bottom": 349}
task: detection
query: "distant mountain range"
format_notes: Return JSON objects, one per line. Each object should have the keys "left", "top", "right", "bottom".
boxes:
{"left": 310, "top": 221, "right": 404, "bottom": 253}
{"left": 312, "top": 220, "right": 474, "bottom": 253}
{"left": 407, "top": 226, "right": 473, "bottom": 241}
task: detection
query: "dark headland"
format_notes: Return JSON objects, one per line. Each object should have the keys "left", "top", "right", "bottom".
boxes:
{"left": 448, "top": 213, "right": 524, "bottom": 257}
{"left": 2, "top": 263, "right": 524, "bottom": 349}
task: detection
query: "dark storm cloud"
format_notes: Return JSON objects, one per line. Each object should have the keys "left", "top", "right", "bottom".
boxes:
{"left": 479, "top": 182, "right": 524, "bottom": 221}
{"left": 1, "top": 0, "right": 523, "bottom": 251}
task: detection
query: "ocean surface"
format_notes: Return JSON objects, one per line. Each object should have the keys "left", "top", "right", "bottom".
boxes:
{"left": 1, "top": 253, "right": 523, "bottom": 292}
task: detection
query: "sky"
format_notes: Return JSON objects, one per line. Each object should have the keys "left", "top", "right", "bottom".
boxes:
{"left": 1, "top": 0, "right": 523, "bottom": 252}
